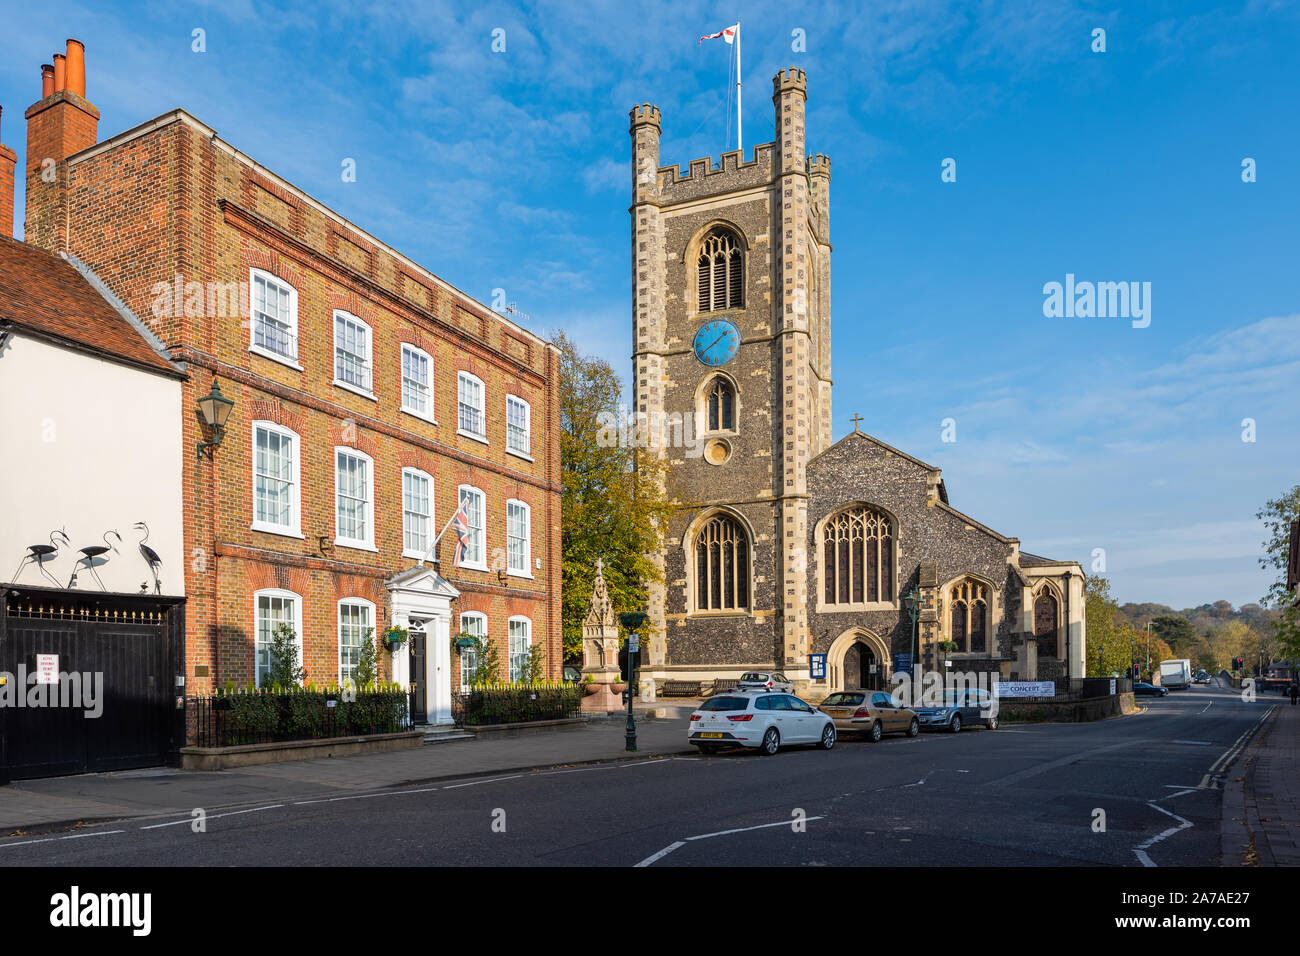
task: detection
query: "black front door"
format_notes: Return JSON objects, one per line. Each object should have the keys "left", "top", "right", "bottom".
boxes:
{"left": 408, "top": 628, "right": 427, "bottom": 724}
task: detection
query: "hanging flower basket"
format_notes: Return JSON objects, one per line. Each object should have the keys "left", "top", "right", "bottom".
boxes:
{"left": 384, "top": 627, "right": 409, "bottom": 649}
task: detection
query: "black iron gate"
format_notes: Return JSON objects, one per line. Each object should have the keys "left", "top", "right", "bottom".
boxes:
{"left": 0, "top": 586, "right": 185, "bottom": 782}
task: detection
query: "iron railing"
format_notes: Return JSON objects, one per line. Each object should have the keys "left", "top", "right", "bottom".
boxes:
{"left": 451, "top": 684, "right": 582, "bottom": 727}
{"left": 189, "top": 689, "right": 409, "bottom": 747}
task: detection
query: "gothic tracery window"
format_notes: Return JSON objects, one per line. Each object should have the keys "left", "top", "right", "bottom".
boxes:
{"left": 821, "top": 505, "right": 893, "bottom": 606}
{"left": 705, "top": 376, "right": 735, "bottom": 431}
{"left": 694, "top": 513, "right": 750, "bottom": 612}
{"left": 697, "top": 228, "right": 743, "bottom": 313}
{"left": 949, "top": 579, "right": 989, "bottom": 653}
{"left": 1034, "top": 591, "right": 1059, "bottom": 658}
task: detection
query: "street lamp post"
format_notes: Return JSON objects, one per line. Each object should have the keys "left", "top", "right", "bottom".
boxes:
{"left": 619, "top": 611, "right": 647, "bottom": 752}
{"left": 903, "top": 587, "right": 921, "bottom": 681}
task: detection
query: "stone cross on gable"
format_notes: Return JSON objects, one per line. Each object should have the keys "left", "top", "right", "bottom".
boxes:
{"left": 850, "top": 414, "right": 864, "bottom": 432}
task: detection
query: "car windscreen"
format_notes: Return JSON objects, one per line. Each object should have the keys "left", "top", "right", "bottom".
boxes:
{"left": 821, "top": 693, "right": 864, "bottom": 706}
{"left": 738, "top": 673, "right": 766, "bottom": 681}
{"left": 699, "top": 696, "right": 750, "bottom": 711}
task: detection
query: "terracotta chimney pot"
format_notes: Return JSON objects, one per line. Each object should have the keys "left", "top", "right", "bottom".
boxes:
{"left": 52, "top": 54, "right": 65, "bottom": 92}
{"left": 41, "top": 64, "right": 54, "bottom": 98}
{"left": 65, "top": 40, "right": 85, "bottom": 97}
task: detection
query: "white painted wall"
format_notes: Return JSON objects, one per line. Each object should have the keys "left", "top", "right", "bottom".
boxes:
{"left": 0, "top": 333, "right": 185, "bottom": 595}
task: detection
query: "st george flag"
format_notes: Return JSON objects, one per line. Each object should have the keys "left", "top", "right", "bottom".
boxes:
{"left": 451, "top": 499, "right": 472, "bottom": 567}
{"left": 698, "top": 23, "right": 738, "bottom": 45}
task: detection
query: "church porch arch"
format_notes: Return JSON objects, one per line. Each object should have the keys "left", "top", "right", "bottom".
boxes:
{"left": 827, "top": 626, "right": 891, "bottom": 693}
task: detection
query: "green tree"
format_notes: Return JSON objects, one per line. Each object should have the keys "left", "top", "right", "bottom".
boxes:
{"left": 554, "top": 330, "right": 675, "bottom": 663}
{"left": 353, "top": 627, "right": 379, "bottom": 687}
{"left": 518, "top": 641, "right": 546, "bottom": 685}
{"left": 468, "top": 634, "right": 502, "bottom": 686}
{"left": 1151, "top": 614, "right": 1197, "bottom": 655}
{"left": 1257, "top": 485, "right": 1300, "bottom": 657}
{"left": 267, "top": 622, "right": 306, "bottom": 689}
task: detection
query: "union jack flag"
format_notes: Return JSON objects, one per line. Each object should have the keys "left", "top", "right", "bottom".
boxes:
{"left": 451, "top": 499, "right": 471, "bottom": 567}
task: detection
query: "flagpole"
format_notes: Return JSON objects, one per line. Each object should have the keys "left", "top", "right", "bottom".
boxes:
{"left": 736, "top": 22, "right": 742, "bottom": 155}
{"left": 419, "top": 501, "right": 467, "bottom": 567}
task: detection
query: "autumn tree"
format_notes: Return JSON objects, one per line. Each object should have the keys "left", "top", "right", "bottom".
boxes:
{"left": 1257, "top": 485, "right": 1300, "bottom": 658}
{"left": 555, "top": 331, "right": 674, "bottom": 662}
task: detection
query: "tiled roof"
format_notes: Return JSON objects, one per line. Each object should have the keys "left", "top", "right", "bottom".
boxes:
{"left": 0, "top": 236, "right": 182, "bottom": 377}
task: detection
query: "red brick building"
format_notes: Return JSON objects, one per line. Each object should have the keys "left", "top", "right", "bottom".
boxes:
{"left": 10, "top": 40, "right": 561, "bottom": 725}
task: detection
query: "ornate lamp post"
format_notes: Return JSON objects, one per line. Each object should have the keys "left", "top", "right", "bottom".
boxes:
{"left": 619, "top": 611, "right": 647, "bottom": 752}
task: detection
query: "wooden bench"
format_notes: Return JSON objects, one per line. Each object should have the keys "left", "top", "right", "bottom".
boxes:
{"left": 660, "top": 680, "right": 702, "bottom": 698}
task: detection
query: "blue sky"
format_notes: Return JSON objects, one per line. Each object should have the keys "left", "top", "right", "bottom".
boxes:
{"left": 2, "top": 0, "right": 1297, "bottom": 609}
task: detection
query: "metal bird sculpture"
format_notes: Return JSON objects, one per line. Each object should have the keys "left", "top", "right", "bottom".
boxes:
{"left": 68, "top": 530, "right": 122, "bottom": 591}
{"left": 133, "top": 521, "right": 163, "bottom": 595}
{"left": 12, "top": 528, "right": 70, "bottom": 587}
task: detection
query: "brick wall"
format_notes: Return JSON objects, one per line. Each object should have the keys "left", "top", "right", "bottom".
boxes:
{"left": 26, "top": 106, "right": 562, "bottom": 706}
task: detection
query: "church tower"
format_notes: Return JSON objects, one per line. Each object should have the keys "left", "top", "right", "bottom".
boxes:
{"left": 630, "top": 68, "right": 832, "bottom": 690}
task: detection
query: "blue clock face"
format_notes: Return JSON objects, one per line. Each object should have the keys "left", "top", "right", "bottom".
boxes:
{"left": 693, "top": 320, "right": 740, "bottom": 367}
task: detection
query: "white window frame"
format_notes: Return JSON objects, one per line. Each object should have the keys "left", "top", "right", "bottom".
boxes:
{"left": 332, "top": 310, "right": 376, "bottom": 400}
{"left": 338, "top": 598, "right": 376, "bottom": 686}
{"left": 508, "top": 616, "right": 533, "bottom": 684}
{"left": 251, "top": 421, "right": 303, "bottom": 538}
{"left": 506, "top": 498, "right": 532, "bottom": 578}
{"left": 400, "top": 343, "right": 436, "bottom": 424}
{"left": 401, "top": 467, "right": 434, "bottom": 560}
{"left": 459, "top": 611, "right": 487, "bottom": 690}
{"left": 456, "top": 484, "right": 487, "bottom": 570}
{"left": 506, "top": 394, "right": 532, "bottom": 460}
{"left": 457, "top": 371, "right": 488, "bottom": 444}
{"left": 334, "top": 447, "right": 378, "bottom": 551}
{"left": 254, "top": 588, "right": 303, "bottom": 689}
{"left": 248, "top": 269, "right": 302, "bottom": 370}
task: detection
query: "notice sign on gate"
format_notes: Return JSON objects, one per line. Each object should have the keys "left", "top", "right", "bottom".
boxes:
{"left": 35, "top": 654, "right": 59, "bottom": 685}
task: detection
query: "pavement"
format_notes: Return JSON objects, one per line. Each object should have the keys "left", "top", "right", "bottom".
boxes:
{"left": 1223, "top": 690, "right": 1300, "bottom": 866}
{"left": 0, "top": 703, "right": 697, "bottom": 835}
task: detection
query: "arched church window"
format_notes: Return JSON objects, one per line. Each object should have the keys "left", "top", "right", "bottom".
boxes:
{"left": 821, "top": 505, "right": 893, "bottom": 605}
{"left": 697, "top": 227, "right": 743, "bottom": 312}
{"left": 705, "top": 376, "right": 735, "bottom": 431}
{"left": 694, "top": 513, "right": 749, "bottom": 612}
{"left": 1034, "top": 591, "right": 1058, "bottom": 658}
{"left": 948, "top": 579, "right": 989, "bottom": 653}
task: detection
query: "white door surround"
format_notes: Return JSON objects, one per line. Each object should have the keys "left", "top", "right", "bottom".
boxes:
{"left": 386, "top": 564, "right": 460, "bottom": 726}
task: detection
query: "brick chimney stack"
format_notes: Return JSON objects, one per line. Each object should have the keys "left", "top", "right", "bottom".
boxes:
{"left": 25, "top": 38, "right": 99, "bottom": 252}
{"left": 0, "top": 106, "right": 17, "bottom": 240}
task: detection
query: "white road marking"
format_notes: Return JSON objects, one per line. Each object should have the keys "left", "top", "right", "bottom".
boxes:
{"left": 1200, "top": 706, "right": 1275, "bottom": 787}
{"left": 443, "top": 774, "right": 525, "bottom": 789}
{"left": 1133, "top": 802, "right": 1193, "bottom": 867}
{"left": 293, "top": 788, "right": 441, "bottom": 805}
{"left": 1171, "top": 740, "right": 1212, "bottom": 746}
{"left": 540, "top": 766, "right": 609, "bottom": 775}
{"left": 1200, "top": 702, "right": 1213, "bottom": 714}
{"left": 0, "top": 829, "right": 124, "bottom": 849}
{"left": 140, "top": 803, "right": 286, "bottom": 828}
{"left": 634, "top": 815, "right": 825, "bottom": 867}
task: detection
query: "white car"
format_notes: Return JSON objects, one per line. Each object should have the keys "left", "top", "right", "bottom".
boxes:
{"left": 733, "top": 672, "right": 794, "bottom": 693}
{"left": 688, "top": 691, "right": 836, "bottom": 755}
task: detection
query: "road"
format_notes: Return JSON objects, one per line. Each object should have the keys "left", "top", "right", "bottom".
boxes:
{"left": 0, "top": 680, "right": 1272, "bottom": 866}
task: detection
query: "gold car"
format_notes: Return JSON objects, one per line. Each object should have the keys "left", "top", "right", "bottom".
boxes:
{"left": 817, "top": 691, "right": 920, "bottom": 742}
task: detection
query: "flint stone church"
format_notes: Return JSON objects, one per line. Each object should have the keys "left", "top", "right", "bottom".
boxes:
{"left": 629, "top": 67, "right": 1086, "bottom": 697}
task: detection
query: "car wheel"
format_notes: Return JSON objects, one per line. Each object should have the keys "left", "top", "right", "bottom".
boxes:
{"left": 869, "top": 720, "right": 883, "bottom": 743}
{"left": 987, "top": 715, "right": 999, "bottom": 730}
{"left": 760, "top": 727, "right": 781, "bottom": 756}
{"left": 950, "top": 714, "right": 963, "bottom": 733}
{"left": 907, "top": 717, "right": 920, "bottom": 738}
{"left": 817, "top": 724, "right": 836, "bottom": 750}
